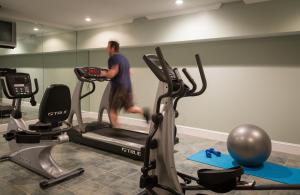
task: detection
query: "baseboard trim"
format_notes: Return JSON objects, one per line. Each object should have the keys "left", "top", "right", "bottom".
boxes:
{"left": 1, "top": 110, "right": 299, "bottom": 156}
{"left": 85, "top": 112, "right": 300, "bottom": 156}
{"left": 176, "top": 125, "right": 229, "bottom": 142}
{"left": 1, "top": 98, "right": 40, "bottom": 107}
{"left": 177, "top": 125, "right": 300, "bottom": 156}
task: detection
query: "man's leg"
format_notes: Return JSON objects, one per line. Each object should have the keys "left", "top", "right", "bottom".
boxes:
{"left": 127, "top": 106, "right": 143, "bottom": 114}
{"left": 125, "top": 91, "right": 150, "bottom": 123}
{"left": 110, "top": 109, "right": 120, "bottom": 128}
{"left": 127, "top": 106, "right": 150, "bottom": 123}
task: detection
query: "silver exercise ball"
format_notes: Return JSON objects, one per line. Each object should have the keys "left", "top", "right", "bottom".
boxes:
{"left": 227, "top": 124, "right": 272, "bottom": 167}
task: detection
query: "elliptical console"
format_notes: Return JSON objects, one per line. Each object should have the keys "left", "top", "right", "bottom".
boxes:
{"left": 5, "top": 73, "right": 32, "bottom": 97}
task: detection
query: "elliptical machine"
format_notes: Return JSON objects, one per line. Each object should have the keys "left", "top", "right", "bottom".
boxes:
{"left": 0, "top": 72, "right": 84, "bottom": 189}
{"left": 140, "top": 47, "right": 300, "bottom": 195}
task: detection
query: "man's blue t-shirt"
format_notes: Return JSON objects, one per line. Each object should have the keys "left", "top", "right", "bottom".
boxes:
{"left": 108, "top": 53, "right": 132, "bottom": 91}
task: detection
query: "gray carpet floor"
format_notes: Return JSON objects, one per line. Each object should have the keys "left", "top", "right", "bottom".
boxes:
{"left": 0, "top": 108, "right": 299, "bottom": 195}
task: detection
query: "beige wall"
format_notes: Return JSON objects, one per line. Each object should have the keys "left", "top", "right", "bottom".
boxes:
{"left": 0, "top": 54, "right": 44, "bottom": 102}
{"left": 0, "top": 36, "right": 43, "bottom": 55}
{"left": 0, "top": 31, "right": 76, "bottom": 55}
{"left": 0, "top": 0, "right": 300, "bottom": 144}
{"left": 1, "top": 0, "right": 300, "bottom": 55}
{"left": 84, "top": 35, "right": 300, "bottom": 144}
{"left": 0, "top": 35, "right": 299, "bottom": 144}
{"left": 0, "top": 51, "right": 90, "bottom": 110}
{"left": 77, "top": 0, "right": 300, "bottom": 49}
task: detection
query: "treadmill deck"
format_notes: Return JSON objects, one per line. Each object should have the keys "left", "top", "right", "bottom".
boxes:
{"left": 85, "top": 127, "right": 148, "bottom": 145}
{"left": 68, "top": 123, "right": 148, "bottom": 161}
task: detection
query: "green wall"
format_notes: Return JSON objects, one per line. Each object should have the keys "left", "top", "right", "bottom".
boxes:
{"left": 2, "top": 35, "right": 299, "bottom": 144}
{"left": 88, "top": 35, "right": 300, "bottom": 145}
{"left": 77, "top": 0, "right": 300, "bottom": 50}
{"left": 0, "top": 54, "right": 44, "bottom": 102}
{"left": 0, "top": 51, "right": 90, "bottom": 110}
{"left": 0, "top": 0, "right": 300, "bottom": 145}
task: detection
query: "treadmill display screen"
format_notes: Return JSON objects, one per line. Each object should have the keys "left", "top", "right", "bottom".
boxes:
{"left": 88, "top": 68, "right": 98, "bottom": 75}
{"left": 75, "top": 67, "right": 107, "bottom": 80}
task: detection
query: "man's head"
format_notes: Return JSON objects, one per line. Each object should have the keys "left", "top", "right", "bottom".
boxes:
{"left": 107, "top": 40, "right": 120, "bottom": 56}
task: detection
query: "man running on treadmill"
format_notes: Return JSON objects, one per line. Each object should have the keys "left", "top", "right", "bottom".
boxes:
{"left": 101, "top": 40, "right": 150, "bottom": 128}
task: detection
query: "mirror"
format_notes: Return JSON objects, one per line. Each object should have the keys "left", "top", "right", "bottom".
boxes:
{"left": 0, "top": 19, "right": 82, "bottom": 123}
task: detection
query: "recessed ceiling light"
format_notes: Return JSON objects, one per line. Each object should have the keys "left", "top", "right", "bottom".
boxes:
{"left": 85, "top": 17, "right": 91, "bottom": 22}
{"left": 175, "top": 0, "right": 183, "bottom": 6}
{"left": 33, "top": 27, "right": 39, "bottom": 31}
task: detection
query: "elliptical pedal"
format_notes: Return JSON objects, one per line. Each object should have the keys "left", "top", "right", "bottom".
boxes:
{"left": 196, "top": 166, "right": 243, "bottom": 193}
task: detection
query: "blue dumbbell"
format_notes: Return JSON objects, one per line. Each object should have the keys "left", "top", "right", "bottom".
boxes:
{"left": 206, "top": 148, "right": 221, "bottom": 157}
{"left": 205, "top": 150, "right": 212, "bottom": 158}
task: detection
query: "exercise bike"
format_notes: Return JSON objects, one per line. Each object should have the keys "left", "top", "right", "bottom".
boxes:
{"left": 0, "top": 72, "right": 84, "bottom": 189}
{"left": 139, "top": 47, "right": 300, "bottom": 195}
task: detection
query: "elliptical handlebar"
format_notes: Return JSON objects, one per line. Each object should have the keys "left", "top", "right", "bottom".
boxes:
{"left": 171, "top": 68, "right": 185, "bottom": 98}
{"left": 32, "top": 78, "right": 39, "bottom": 95}
{"left": 192, "top": 54, "right": 207, "bottom": 96}
{"left": 182, "top": 68, "right": 197, "bottom": 94}
{"left": 176, "top": 54, "right": 207, "bottom": 98}
{"left": 0, "top": 78, "right": 13, "bottom": 99}
{"left": 155, "top": 47, "right": 173, "bottom": 97}
{"left": 0, "top": 76, "right": 39, "bottom": 99}
{"left": 143, "top": 47, "right": 206, "bottom": 114}
{"left": 173, "top": 68, "right": 182, "bottom": 81}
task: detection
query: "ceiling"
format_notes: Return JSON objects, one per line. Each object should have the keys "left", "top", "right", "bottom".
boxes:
{"left": 0, "top": 0, "right": 272, "bottom": 32}
{"left": 0, "top": 0, "right": 245, "bottom": 30}
{"left": 15, "top": 21, "right": 69, "bottom": 40}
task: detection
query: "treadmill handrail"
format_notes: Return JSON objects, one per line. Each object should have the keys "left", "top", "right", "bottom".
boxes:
{"left": 80, "top": 81, "right": 96, "bottom": 99}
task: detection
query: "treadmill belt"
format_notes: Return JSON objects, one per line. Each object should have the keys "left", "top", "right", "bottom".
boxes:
{"left": 91, "top": 128, "right": 148, "bottom": 145}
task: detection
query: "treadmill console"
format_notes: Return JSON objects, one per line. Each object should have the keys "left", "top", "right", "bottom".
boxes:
{"left": 74, "top": 67, "right": 107, "bottom": 81}
{"left": 5, "top": 73, "right": 32, "bottom": 97}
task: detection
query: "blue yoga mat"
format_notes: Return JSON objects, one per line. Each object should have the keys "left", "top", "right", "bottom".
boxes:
{"left": 188, "top": 150, "right": 300, "bottom": 184}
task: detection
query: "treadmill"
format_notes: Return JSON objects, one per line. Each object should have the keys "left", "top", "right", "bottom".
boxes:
{"left": 67, "top": 66, "right": 179, "bottom": 161}
{"left": 0, "top": 68, "right": 16, "bottom": 117}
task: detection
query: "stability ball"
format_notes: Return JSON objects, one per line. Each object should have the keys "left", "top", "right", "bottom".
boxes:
{"left": 227, "top": 124, "right": 272, "bottom": 167}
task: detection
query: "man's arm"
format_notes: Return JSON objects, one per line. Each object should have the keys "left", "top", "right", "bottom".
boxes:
{"left": 101, "top": 64, "right": 119, "bottom": 79}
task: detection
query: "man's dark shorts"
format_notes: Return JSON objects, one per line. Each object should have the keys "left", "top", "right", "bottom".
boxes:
{"left": 109, "top": 87, "right": 134, "bottom": 111}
